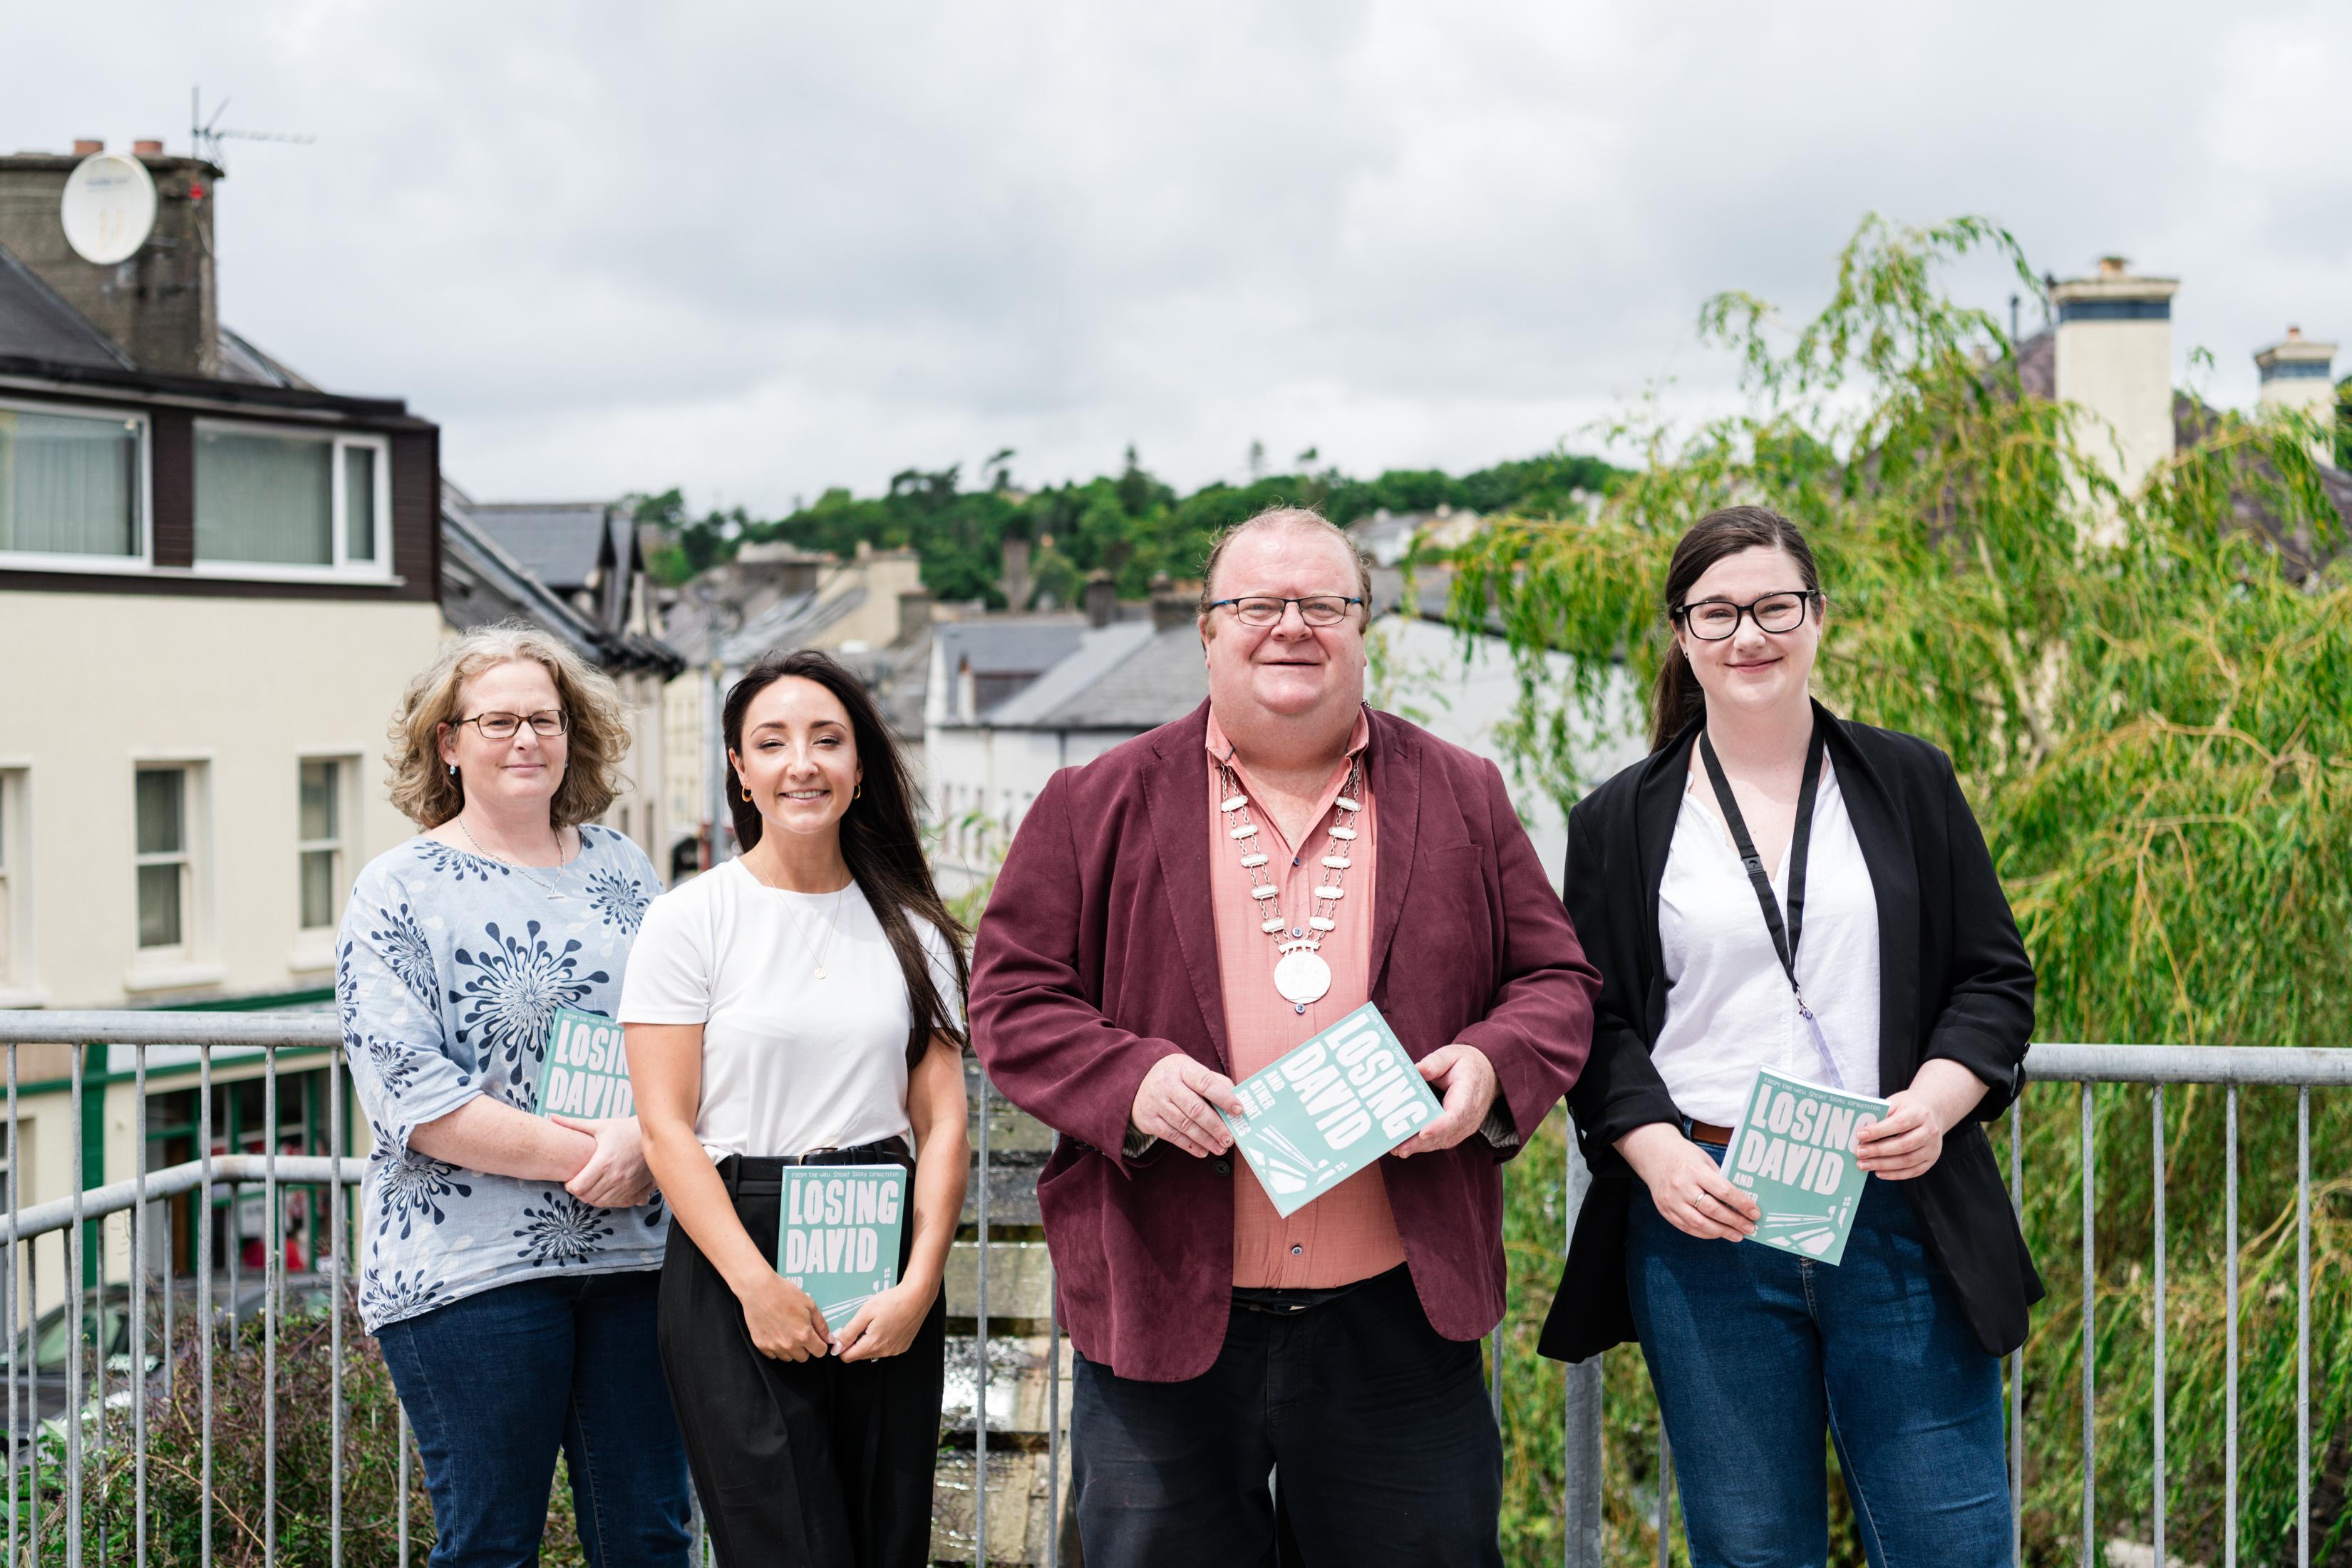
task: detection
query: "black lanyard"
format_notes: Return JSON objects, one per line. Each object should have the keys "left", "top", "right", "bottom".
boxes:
{"left": 1698, "top": 723, "right": 1843, "bottom": 1085}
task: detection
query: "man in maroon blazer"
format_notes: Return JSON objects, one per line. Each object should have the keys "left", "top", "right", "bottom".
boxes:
{"left": 969, "top": 506, "right": 1598, "bottom": 1568}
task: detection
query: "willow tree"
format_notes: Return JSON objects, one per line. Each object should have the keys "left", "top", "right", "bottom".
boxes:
{"left": 1455, "top": 216, "right": 2352, "bottom": 1565}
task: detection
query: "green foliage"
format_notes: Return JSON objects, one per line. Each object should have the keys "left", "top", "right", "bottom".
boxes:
{"left": 629, "top": 449, "right": 1624, "bottom": 609}
{"left": 1455, "top": 214, "right": 2351, "bottom": 1562}
{"left": 21, "top": 1291, "right": 593, "bottom": 1567}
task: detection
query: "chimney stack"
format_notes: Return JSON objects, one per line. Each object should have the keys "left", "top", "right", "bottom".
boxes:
{"left": 132, "top": 139, "right": 164, "bottom": 156}
{"left": 999, "top": 534, "right": 1035, "bottom": 612}
{"left": 2254, "top": 326, "right": 2337, "bottom": 466}
{"left": 1083, "top": 571, "right": 1118, "bottom": 629}
{"left": 2050, "top": 254, "right": 2180, "bottom": 497}
{"left": 897, "top": 588, "right": 934, "bottom": 646}
{"left": 0, "top": 143, "right": 223, "bottom": 375}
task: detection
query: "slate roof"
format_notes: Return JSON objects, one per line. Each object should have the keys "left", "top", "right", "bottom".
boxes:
{"left": 717, "top": 586, "right": 869, "bottom": 668}
{"left": 981, "top": 621, "right": 1160, "bottom": 725}
{"left": 0, "top": 242, "right": 134, "bottom": 369}
{"left": 466, "top": 502, "right": 619, "bottom": 594}
{"left": 974, "top": 621, "right": 1209, "bottom": 731}
{"left": 934, "top": 617, "right": 1089, "bottom": 684}
{"left": 440, "top": 488, "right": 683, "bottom": 678}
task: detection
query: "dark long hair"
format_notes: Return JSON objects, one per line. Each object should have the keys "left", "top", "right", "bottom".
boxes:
{"left": 723, "top": 650, "right": 969, "bottom": 1065}
{"left": 1649, "top": 506, "right": 1823, "bottom": 752}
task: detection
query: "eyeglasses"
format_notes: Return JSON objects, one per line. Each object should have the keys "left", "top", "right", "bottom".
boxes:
{"left": 1205, "top": 594, "right": 1366, "bottom": 628}
{"left": 1672, "top": 590, "right": 1820, "bottom": 641}
{"left": 455, "top": 710, "right": 567, "bottom": 740}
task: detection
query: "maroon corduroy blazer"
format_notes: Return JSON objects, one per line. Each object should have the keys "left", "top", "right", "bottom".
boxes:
{"left": 968, "top": 701, "right": 1599, "bottom": 1382}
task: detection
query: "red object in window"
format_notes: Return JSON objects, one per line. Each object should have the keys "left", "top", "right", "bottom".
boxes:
{"left": 187, "top": 184, "right": 207, "bottom": 200}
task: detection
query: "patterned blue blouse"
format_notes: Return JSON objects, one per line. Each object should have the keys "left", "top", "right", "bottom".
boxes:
{"left": 336, "top": 824, "right": 669, "bottom": 1331}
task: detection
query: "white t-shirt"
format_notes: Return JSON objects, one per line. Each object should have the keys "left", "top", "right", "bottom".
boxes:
{"left": 1652, "top": 755, "right": 1882, "bottom": 1125}
{"left": 617, "top": 860, "right": 964, "bottom": 1160}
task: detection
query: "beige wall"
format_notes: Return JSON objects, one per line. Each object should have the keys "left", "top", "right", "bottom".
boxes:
{"left": 0, "top": 590, "right": 445, "bottom": 1010}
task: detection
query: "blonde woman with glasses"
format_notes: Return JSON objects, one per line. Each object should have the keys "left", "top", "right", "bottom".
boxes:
{"left": 337, "top": 624, "right": 689, "bottom": 1567}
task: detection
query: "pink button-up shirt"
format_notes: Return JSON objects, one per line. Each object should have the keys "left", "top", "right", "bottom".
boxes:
{"left": 1205, "top": 708, "right": 1408, "bottom": 1289}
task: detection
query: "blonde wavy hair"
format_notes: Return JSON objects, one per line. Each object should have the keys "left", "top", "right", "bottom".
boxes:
{"left": 386, "top": 624, "right": 633, "bottom": 829}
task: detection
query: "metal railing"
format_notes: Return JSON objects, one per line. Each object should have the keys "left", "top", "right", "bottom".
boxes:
{"left": 0, "top": 1013, "right": 2341, "bottom": 1567}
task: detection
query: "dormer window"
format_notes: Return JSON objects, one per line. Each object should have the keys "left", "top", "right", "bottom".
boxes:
{"left": 0, "top": 401, "right": 148, "bottom": 569}
{"left": 194, "top": 420, "right": 390, "bottom": 579}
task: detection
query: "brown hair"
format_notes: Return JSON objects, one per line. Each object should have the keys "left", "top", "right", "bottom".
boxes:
{"left": 1196, "top": 505, "right": 1374, "bottom": 622}
{"left": 1650, "top": 507, "right": 1823, "bottom": 751}
{"left": 386, "top": 624, "right": 633, "bottom": 828}
{"left": 723, "top": 650, "right": 969, "bottom": 1064}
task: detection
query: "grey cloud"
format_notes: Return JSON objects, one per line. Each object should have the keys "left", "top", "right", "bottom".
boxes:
{"left": 4, "top": 0, "right": 2346, "bottom": 507}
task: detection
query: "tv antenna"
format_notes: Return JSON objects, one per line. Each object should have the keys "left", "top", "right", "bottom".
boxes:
{"left": 189, "top": 87, "right": 315, "bottom": 170}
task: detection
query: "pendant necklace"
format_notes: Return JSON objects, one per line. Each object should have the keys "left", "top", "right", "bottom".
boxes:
{"left": 777, "top": 884, "right": 849, "bottom": 980}
{"left": 1217, "top": 755, "right": 1363, "bottom": 1014}
{"left": 455, "top": 815, "right": 573, "bottom": 899}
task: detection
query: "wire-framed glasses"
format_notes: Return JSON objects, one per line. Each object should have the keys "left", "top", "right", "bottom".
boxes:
{"left": 1673, "top": 590, "right": 1819, "bottom": 641}
{"left": 455, "top": 709, "right": 568, "bottom": 740}
{"left": 1206, "top": 594, "right": 1365, "bottom": 627}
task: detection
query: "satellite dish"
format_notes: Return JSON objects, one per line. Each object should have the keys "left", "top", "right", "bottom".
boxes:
{"left": 60, "top": 153, "right": 158, "bottom": 266}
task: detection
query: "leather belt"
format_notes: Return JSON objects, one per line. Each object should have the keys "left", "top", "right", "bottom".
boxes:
{"left": 718, "top": 1139, "right": 913, "bottom": 1196}
{"left": 1688, "top": 1120, "right": 1736, "bottom": 1147}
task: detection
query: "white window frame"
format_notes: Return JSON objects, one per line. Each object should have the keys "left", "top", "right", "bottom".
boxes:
{"left": 292, "top": 753, "right": 360, "bottom": 967}
{"left": 125, "top": 758, "right": 220, "bottom": 993}
{"left": 189, "top": 418, "right": 393, "bottom": 584}
{"left": 0, "top": 767, "right": 36, "bottom": 1007}
{"left": 0, "top": 397, "right": 155, "bottom": 577}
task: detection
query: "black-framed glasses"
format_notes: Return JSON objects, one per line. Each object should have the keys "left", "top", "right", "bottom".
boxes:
{"left": 1205, "top": 594, "right": 1366, "bottom": 628}
{"left": 1672, "top": 589, "right": 1820, "bottom": 641}
{"left": 455, "top": 709, "right": 567, "bottom": 740}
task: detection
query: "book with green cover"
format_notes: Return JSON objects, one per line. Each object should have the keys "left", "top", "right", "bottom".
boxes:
{"left": 775, "top": 1165, "right": 908, "bottom": 1323}
{"left": 1215, "top": 1001, "right": 1445, "bottom": 1219}
{"left": 1723, "top": 1067, "right": 1892, "bottom": 1267}
{"left": 535, "top": 1006, "right": 636, "bottom": 1119}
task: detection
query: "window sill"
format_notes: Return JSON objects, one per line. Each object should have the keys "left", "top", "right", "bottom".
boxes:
{"left": 183, "top": 562, "right": 401, "bottom": 587}
{"left": 287, "top": 937, "right": 337, "bottom": 975}
{"left": 0, "top": 552, "right": 154, "bottom": 577}
{"left": 120, "top": 960, "right": 227, "bottom": 995}
{"left": 0, "top": 984, "right": 48, "bottom": 1010}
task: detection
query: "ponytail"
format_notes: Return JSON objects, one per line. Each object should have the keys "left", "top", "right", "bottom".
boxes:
{"left": 1648, "top": 505, "right": 1822, "bottom": 753}
{"left": 1649, "top": 642, "right": 1705, "bottom": 753}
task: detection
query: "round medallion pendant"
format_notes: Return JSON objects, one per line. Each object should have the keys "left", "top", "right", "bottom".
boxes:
{"left": 1273, "top": 949, "right": 1332, "bottom": 1006}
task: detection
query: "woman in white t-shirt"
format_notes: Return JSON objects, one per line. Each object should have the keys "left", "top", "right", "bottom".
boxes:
{"left": 621, "top": 650, "right": 969, "bottom": 1568}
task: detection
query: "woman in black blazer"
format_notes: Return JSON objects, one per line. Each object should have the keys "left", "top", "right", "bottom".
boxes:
{"left": 1538, "top": 506, "right": 2040, "bottom": 1567}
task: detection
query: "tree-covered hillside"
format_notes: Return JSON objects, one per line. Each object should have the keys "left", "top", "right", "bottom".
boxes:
{"left": 631, "top": 447, "right": 1621, "bottom": 604}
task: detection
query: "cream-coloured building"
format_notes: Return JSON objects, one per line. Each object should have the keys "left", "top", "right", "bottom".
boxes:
{"left": 0, "top": 143, "right": 460, "bottom": 1309}
{"left": 0, "top": 145, "right": 672, "bottom": 1319}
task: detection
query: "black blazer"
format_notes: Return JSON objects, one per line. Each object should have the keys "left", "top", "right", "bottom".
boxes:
{"left": 1537, "top": 703, "right": 2044, "bottom": 1363}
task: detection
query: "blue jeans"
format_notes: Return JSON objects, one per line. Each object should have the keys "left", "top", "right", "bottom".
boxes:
{"left": 1626, "top": 1152, "right": 2009, "bottom": 1568}
{"left": 376, "top": 1270, "right": 692, "bottom": 1568}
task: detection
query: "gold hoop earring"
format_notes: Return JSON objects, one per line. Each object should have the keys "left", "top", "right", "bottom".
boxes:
{"left": 741, "top": 785, "right": 753, "bottom": 801}
{"left": 853, "top": 784, "right": 862, "bottom": 801}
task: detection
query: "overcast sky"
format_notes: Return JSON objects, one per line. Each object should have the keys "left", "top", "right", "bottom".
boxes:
{"left": 6, "top": 2, "right": 2346, "bottom": 513}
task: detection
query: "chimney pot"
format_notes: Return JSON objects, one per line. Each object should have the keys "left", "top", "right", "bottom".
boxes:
{"left": 2097, "top": 255, "right": 2128, "bottom": 278}
{"left": 132, "top": 139, "right": 163, "bottom": 156}
{"left": 73, "top": 139, "right": 102, "bottom": 155}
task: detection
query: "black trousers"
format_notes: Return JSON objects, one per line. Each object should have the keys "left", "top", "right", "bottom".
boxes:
{"left": 657, "top": 1152, "right": 947, "bottom": 1568}
{"left": 1071, "top": 1264, "right": 1504, "bottom": 1568}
